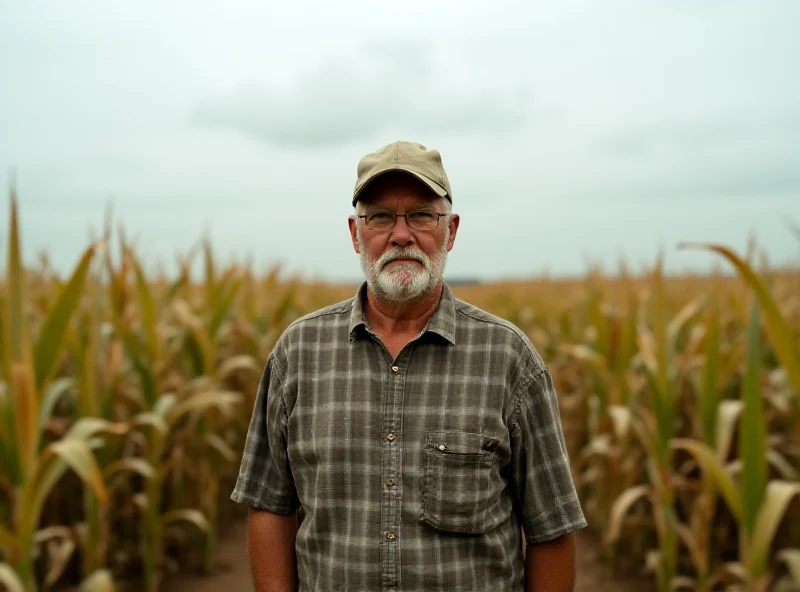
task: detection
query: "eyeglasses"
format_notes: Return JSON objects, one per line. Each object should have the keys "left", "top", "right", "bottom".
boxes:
{"left": 357, "top": 210, "right": 448, "bottom": 231}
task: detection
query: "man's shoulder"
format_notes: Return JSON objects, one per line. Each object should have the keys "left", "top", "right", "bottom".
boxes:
{"left": 452, "top": 296, "right": 528, "bottom": 341}
{"left": 284, "top": 297, "right": 354, "bottom": 332}
{"left": 453, "top": 296, "right": 546, "bottom": 372}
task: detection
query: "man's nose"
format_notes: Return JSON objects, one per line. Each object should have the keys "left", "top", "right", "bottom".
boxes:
{"left": 389, "top": 215, "right": 414, "bottom": 246}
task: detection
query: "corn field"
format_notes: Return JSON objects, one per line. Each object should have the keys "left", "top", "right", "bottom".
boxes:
{"left": 0, "top": 189, "right": 799, "bottom": 591}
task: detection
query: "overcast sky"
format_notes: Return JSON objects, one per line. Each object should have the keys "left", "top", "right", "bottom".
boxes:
{"left": 2, "top": 0, "right": 798, "bottom": 283}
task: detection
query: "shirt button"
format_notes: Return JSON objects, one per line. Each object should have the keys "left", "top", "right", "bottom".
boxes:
{"left": 391, "top": 365, "right": 400, "bottom": 373}
{"left": 386, "top": 479, "right": 396, "bottom": 486}
{"left": 386, "top": 433, "right": 397, "bottom": 441}
{"left": 386, "top": 532, "right": 396, "bottom": 540}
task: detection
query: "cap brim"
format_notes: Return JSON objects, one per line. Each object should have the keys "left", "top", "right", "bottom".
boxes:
{"left": 352, "top": 169, "right": 448, "bottom": 206}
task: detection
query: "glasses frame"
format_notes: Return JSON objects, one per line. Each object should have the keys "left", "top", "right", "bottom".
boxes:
{"left": 357, "top": 210, "right": 449, "bottom": 232}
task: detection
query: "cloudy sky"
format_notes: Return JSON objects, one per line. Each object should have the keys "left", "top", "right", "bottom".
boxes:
{"left": 2, "top": 0, "right": 798, "bottom": 283}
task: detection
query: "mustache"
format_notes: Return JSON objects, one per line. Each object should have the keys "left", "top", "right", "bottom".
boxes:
{"left": 377, "top": 248, "right": 429, "bottom": 270}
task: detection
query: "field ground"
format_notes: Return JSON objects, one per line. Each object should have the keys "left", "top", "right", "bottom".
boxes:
{"left": 161, "top": 519, "right": 653, "bottom": 591}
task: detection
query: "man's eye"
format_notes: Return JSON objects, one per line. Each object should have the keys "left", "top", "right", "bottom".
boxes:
{"left": 369, "top": 212, "right": 394, "bottom": 221}
{"left": 409, "top": 212, "right": 435, "bottom": 221}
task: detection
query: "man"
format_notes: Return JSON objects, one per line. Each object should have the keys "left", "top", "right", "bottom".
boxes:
{"left": 231, "top": 140, "right": 587, "bottom": 591}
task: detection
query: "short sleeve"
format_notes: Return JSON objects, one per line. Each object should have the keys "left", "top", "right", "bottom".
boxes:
{"left": 230, "top": 351, "right": 300, "bottom": 514}
{"left": 508, "top": 366, "right": 587, "bottom": 543}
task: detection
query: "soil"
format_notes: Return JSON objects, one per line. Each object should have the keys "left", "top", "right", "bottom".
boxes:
{"left": 160, "top": 522, "right": 654, "bottom": 591}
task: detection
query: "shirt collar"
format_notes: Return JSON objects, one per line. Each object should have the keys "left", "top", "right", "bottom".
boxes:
{"left": 348, "top": 281, "right": 457, "bottom": 345}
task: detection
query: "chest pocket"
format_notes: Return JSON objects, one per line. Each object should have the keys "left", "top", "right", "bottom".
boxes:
{"left": 420, "top": 430, "right": 507, "bottom": 534}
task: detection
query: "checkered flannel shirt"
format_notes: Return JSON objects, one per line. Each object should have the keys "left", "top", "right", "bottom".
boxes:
{"left": 231, "top": 282, "right": 587, "bottom": 591}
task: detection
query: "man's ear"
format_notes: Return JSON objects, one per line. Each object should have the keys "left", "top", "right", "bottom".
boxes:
{"left": 446, "top": 213, "right": 460, "bottom": 252}
{"left": 348, "top": 216, "right": 360, "bottom": 254}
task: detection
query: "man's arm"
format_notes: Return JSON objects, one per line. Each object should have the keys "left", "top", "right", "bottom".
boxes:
{"left": 247, "top": 506, "right": 299, "bottom": 592}
{"left": 524, "top": 533, "right": 576, "bottom": 592}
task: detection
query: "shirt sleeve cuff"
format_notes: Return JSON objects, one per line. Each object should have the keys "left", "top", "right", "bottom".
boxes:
{"left": 522, "top": 497, "right": 588, "bottom": 544}
{"left": 229, "top": 489, "right": 300, "bottom": 515}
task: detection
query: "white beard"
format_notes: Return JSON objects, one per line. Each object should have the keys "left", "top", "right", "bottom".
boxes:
{"left": 358, "top": 226, "right": 450, "bottom": 303}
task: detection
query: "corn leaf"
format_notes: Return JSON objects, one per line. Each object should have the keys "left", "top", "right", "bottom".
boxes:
{"left": 0, "top": 380, "right": 20, "bottom": 486}
{"left": 49, "top": 438, "right": 109, "bottom": 506}
{"left": 162, "top": 508, "right": 210, "bottom": 533}
{"left": 80, "top": 568, "right": 117, "bottom": 592}
{"left": 604, "top": 484, "right": 650, "bottom": 546}
{"left": 121, "top": 329, "right": 157, "bottom": 409}
{"left": 36, "top": 377, "right": 74, "bottom": 452}
{"left": 0, "top": 524, "right": 16, "bottom": 552}
{"left": 217, "top": 354, "right": 261, "bottom": 381}
{"left": 202, "top": 237, "right": 216, "bottom": 310}
{"left": 206, "top": 433, "right": 237, "bottom": 463}
{"left": 740, "top": 301, "right": 767, "bottom": 539}
{"left": 679, "top": 242, "right": 800, "bottom": 398}
{"left": 5, "top": 194, "right": 37, "bottom": 486}
{"left": 766, "top": 449, "right": 800, "bottom": 481}
{"left": 776, "top": 549, "right": 800, "bottom": 585}
{"left": 131, "top": 412, "right": 169, "bottom": 437}
{"left": 66, "top": 417, "right": 127, "bottom": 441}
{"left": 639, "top": 359, "right": 672, "bottom": 465}
{"left": 173, "top": 300, "right": 214, "bottom": 375}
{"left": 129, "top": 247, "right": 159, "bottom": 362}
{"left": 0, "top": 564, "right": 25, "bottom": 592}
{"left": 104, "top": 457, "right": 156, "bottom": 481}
{"left": 608, "top": 405, "right": 632, "bottom": 441}
{"left": 33, "top": 242, "right": 98, "bottom": 389}
{"left": 166, "top": 391, "right": 243, "bottom": 425}
{"left": 5, "top": 193, "right": 32, "bottom": 375}
{"left": 10, "top": 363, "right": 37, "bottom": 486}
{"left": 208, "top": 274, "right": 242, "bottom": 341}
{"left": 748, "top": 481, "right": 800, "bottom": 577}
{"left": 18, "top": 427, "right": 116, "bottom": 558}
{"left": 43, "top": 535, "right": 76, "bottom": 587}
{"left": 667, "top": 295, "right": 705, "bottom": 350}
{"left": 671, "top": 438, "right": 742, "bottom": 522}
{"left": 153, "top": 393, "right": 177, "bottom": 418}
{"left": 715, "top": 400, "right": 743, "bottom": 462}
{"left": 700, "top": 290, "right": 720, "bottom": 446}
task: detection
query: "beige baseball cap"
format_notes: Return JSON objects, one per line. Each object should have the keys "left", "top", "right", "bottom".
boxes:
{"left": 352, "top": 141, "right": 452, "bottom": 206}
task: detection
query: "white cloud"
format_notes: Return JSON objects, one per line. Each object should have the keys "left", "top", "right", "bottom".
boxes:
{"left": 192, "top": 42, "right": 532, "bottom": 147}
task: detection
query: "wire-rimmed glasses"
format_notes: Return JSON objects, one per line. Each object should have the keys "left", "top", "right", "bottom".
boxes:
{"left": 357, "top": 210, "right": 448, "bottom": 231}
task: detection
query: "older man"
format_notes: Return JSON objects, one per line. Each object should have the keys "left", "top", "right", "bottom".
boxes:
{"left": 231, "top": 141, "right": 587, "bottom": 591}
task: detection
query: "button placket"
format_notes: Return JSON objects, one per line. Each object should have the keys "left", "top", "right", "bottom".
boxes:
{"left": 381, "top": 351, "right": 410, "bottom": 591}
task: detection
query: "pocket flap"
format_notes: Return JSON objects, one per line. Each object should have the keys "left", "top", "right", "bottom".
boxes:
{"left": 425, "top": 430, "right": 496, "bottom": 454}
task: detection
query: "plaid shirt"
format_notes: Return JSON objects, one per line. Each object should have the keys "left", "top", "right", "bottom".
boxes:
{"left": 231, "top": 282, "right": 586, "bottom": 591}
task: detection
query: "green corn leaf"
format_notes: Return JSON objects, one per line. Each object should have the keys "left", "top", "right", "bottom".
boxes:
{"left": 679, "top": 242, "right": 800, "bottom": 398}
{"left": 33, "top": 242, "right": 98, "bottom": 389}
{"left": 35, "top": 377, "right": 74, "bottom": 452}
{"left": 5, "top": 193, "right": 37, "bottom": 485}
{"left": 740, "top": 301, "right": 767, "bottom": 539}
{"left": 700, "top": 290, "right": 720, "bottom": 446}
{"left": 129, "top": 247, "right": 159, "bottom": 362}
{"left": 671, "top": 438, "right": 742, "bottom": 522}
{"left": 209, "top": 274, "right": 242, "bottom": 341}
